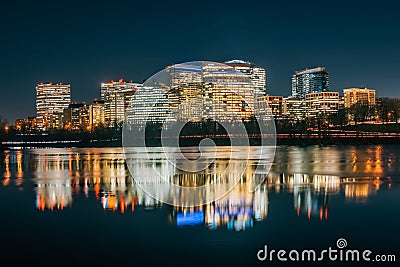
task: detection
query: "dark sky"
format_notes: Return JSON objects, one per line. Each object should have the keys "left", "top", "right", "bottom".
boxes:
{"left": 1, "top": 0, "right": 399, "bottom": 122}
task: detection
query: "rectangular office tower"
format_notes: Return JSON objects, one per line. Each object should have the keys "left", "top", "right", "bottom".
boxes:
{"left": 292, "top": 67, "right": 329, "bottom": 99}
{"left": 36, "top": 82, "right": 71, "bottom": 130}
{"left": 343, "top": 87, "right": 376, "bottom": 108}
{"left": 225, "top": 60, "right": 267, "bottom": 95}
{"left": 100, "top": 79, "right": 142, "bottom": 126}
{"left": 126, "top": 61, "right": 266, "bottom": 126}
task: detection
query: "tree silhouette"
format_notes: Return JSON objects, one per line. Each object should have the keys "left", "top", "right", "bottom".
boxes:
{"left": 378, "top": 98, "right": 400, "bottom": 124}
{"left": 348, "top": 102, "right": 370, "bottom": 124}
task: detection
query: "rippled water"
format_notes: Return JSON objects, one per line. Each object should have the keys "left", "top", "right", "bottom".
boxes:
{"left": 1, "top": 145, "right": 399, "bottom": 266}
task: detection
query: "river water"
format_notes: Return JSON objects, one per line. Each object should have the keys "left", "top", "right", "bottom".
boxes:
{"left": 1, "top": 145, "right": 399, "bottom": 266}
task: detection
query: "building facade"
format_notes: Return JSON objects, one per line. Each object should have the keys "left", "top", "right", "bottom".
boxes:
{"left": 304, "top": 92, "right": 342, "bottom": 118}
{"left": 225, "top": 60, "right": 267, "bottom": 95}
{"left": 282, "top": 97, "right": 304, "bottom": 120}
{"left": 343, "top": 87, "right": 376, "bottom": 108}
{"left": 126, "top": 61, "right": 265, "bottom": 126}
{"left": 62, "top": 103, "right": 89, "bottom": 130}
{"left": 292, "top": 67, "right": 329, "bottom": 99}
{"left": 100, "top": 79, "right": 141, "bottom": 126}
{"left": 15, "top": 116, "right": 37, "bottom": 132}
{"left": 89, "top": 99, "right": 105, "bottom": 129}
{"left": 202, "top": 62, "right": 257, "bottom": 121}
{"left": 265, "top": 95, "right": 283, "bottom": 119}
{"left": 36, "top": 82, "right": 71, "bottom": 130}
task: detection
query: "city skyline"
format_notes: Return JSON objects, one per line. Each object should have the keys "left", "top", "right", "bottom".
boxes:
{"left": 1, "top": 1, "right": 400, "bottom": 122}
{"left": 2, "top": 62, "right": 396, "bottom": 122}
{"left": 10, "top": 70, "right": 391, "bottom": 130}
{"left": 7, "top": 65, "right": 390, "bottom": 124}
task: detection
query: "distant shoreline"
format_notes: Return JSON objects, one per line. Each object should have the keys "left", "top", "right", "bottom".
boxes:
{"left": 2, "top": 122, "right": 400, "bottom": 149}
{"left": 1, "top": 135, "right": 400, "bottom": 149}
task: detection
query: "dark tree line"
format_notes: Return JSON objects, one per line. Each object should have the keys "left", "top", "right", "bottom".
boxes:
{"left": 0, "top": 115, "right": 8, "bottom": 142}
{"left": 377, "top": 98, "right": 400, "bottom": 124}
{"left": 276, "top": 98, "right": 400, "bottom": 134}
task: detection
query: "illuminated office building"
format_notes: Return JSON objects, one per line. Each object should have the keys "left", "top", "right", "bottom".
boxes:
{"left": 343, "top": 87, "right": 376, "bottom": 108}
{"left": 292, "top": 67, "right": 329, "bottom": 99}
{"left": 169, "top": 62, "right": 260, "bottom": 122}
{"left": 225, "top": 60, "right": 267, "bottom": 95}
{"left": 36, "top": 82, "right": 71, "bottom": 130}
{"left": 167, "top": 63, "right": 203, "bottom": 86}
{"left": 265, "top": 95, "right": 283, "bottom": 119}
{"left": 282, "top": 97, "right": 304, "bottom": 119}
{"left": 128, "top": 83, "right": 169, "bottom": 124}
{"left": 15, "top": 116, "right": 37, "bottom": 132}
{"left": 127, "top": 62, "right": 264, "bottom": 125}
{"left": 202, "top": 62, "right": 258, "bottom": 121}
{"left": 62, "top": 103, "right": 89, "bottom": 130}
{"left": 89, "top": 99, "right": 105, "bottom": 129}
{"left": 100, "top": 79, "right": 142, "bottom": 126}
{"left": 304, "top": 91, "right": 342, "bottom": 118}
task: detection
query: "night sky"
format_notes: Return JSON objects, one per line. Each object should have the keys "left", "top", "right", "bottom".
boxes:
{"left": 1, "top": 0, "right": 399, "bottom": 122}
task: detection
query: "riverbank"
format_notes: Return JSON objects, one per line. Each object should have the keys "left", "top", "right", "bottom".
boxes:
{"left": 2, "top": 134, "right": 400, "bottom": 149}
{"left": 2, "top": 123, "right": 400, "bottom": 149}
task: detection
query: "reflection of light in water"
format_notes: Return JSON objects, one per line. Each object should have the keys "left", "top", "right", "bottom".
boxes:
{"left": 0, "top": 148, "right": 392, "bottom": 227}
{"left": 267, "top": 173, "right": 341, "bottom": 193}
{"left": 268, "top": 173, "right": 383, "bottom": 217}
{"left": 167, "top": 182, "right": 268, "bottom": 231}
{"left": 293, "top": 186, "right": 329, "bottom": 221}
{"left": 36, "top": 180, "right": 72, "bottom": 211}
{"left": 341, "top": 177, "right": 381, "bottom": 202}
{"left": 344, "top": 184, "right": 371, "bottom": 199}
{"left": 203, "top": 181, "right": 268, "bottom": 231}
{"left": 3, "top": 151, "right": 11, "bottom": 186}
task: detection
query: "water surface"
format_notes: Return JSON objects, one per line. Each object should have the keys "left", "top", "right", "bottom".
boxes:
{"left": 1, "top": 145, "right": 399, "bottom": 266}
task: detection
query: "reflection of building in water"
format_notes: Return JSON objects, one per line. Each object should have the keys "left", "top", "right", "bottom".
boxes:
{"left": 100, "top": 179, "right": 162, "bottom": 213}
{"left": 266, "top": 173, "right": 341, "bottom": 193}
{"left": 344, "top": 184, "right": 370, "bottom": 199}
{"left": 266, "top": 172, "right": 383, "bottom": 217}
{"left": 168, "top": 180, "right": 268, "bottom": 231}
{"left": 14, "top": 148, "right": 388, "bottom": 227}
{"left": 293, "top": 187, "right": 329, "bottom": 220}
{"left": 36, "top": 180, "right": 72, "bottom": 211}
{"left": 205, "top": 183, "right": 268, "bottom": 231}
{"left": 342, "top": 177, "right": 381, "bottom": 202}
{"left": 31, "top": 149, "right": 163, "bottom": 212}
{"left": 267, "top": 173, "right": 340, "bottom": 220}
{"left": 2, "top": 150, "right": 24, "bottom": 187}
{"left": 3, "top": 151, "right": 11, "bottom": 186}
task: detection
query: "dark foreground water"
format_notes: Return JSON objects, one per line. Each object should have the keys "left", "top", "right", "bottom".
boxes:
{"left": 1, "top": 145, "right": 399, "bottom": 266}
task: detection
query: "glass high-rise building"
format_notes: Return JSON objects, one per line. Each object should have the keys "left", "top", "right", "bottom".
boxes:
{"left": 292, "top": 67, "right": 329, "bottom": 99}
{"left": 166, "top": 61, "right": 259, "bottom": 122}
{"left": 225, "top": 60, "right": 267, "bottom": 95}
{"left": 36, "top": 82, "right": 71, "bottom": 130}
{"left": 100, "top": 79, "right": 142, "bottom": 126}
{"left": 126, "top": 61, "right": 267, "bottom": 126}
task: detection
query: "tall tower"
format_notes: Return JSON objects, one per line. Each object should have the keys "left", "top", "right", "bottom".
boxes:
{"left": 36, "top": 82, "right": 71, "bottom": 129}
{"left": 225, "top": 60, "right": 267, "bottom": 95}
{"left": 100, "top": 79, "right": 142, "bottom": 126}
{"left": 292, "top": 67, "right": 329, "bottom": 99}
